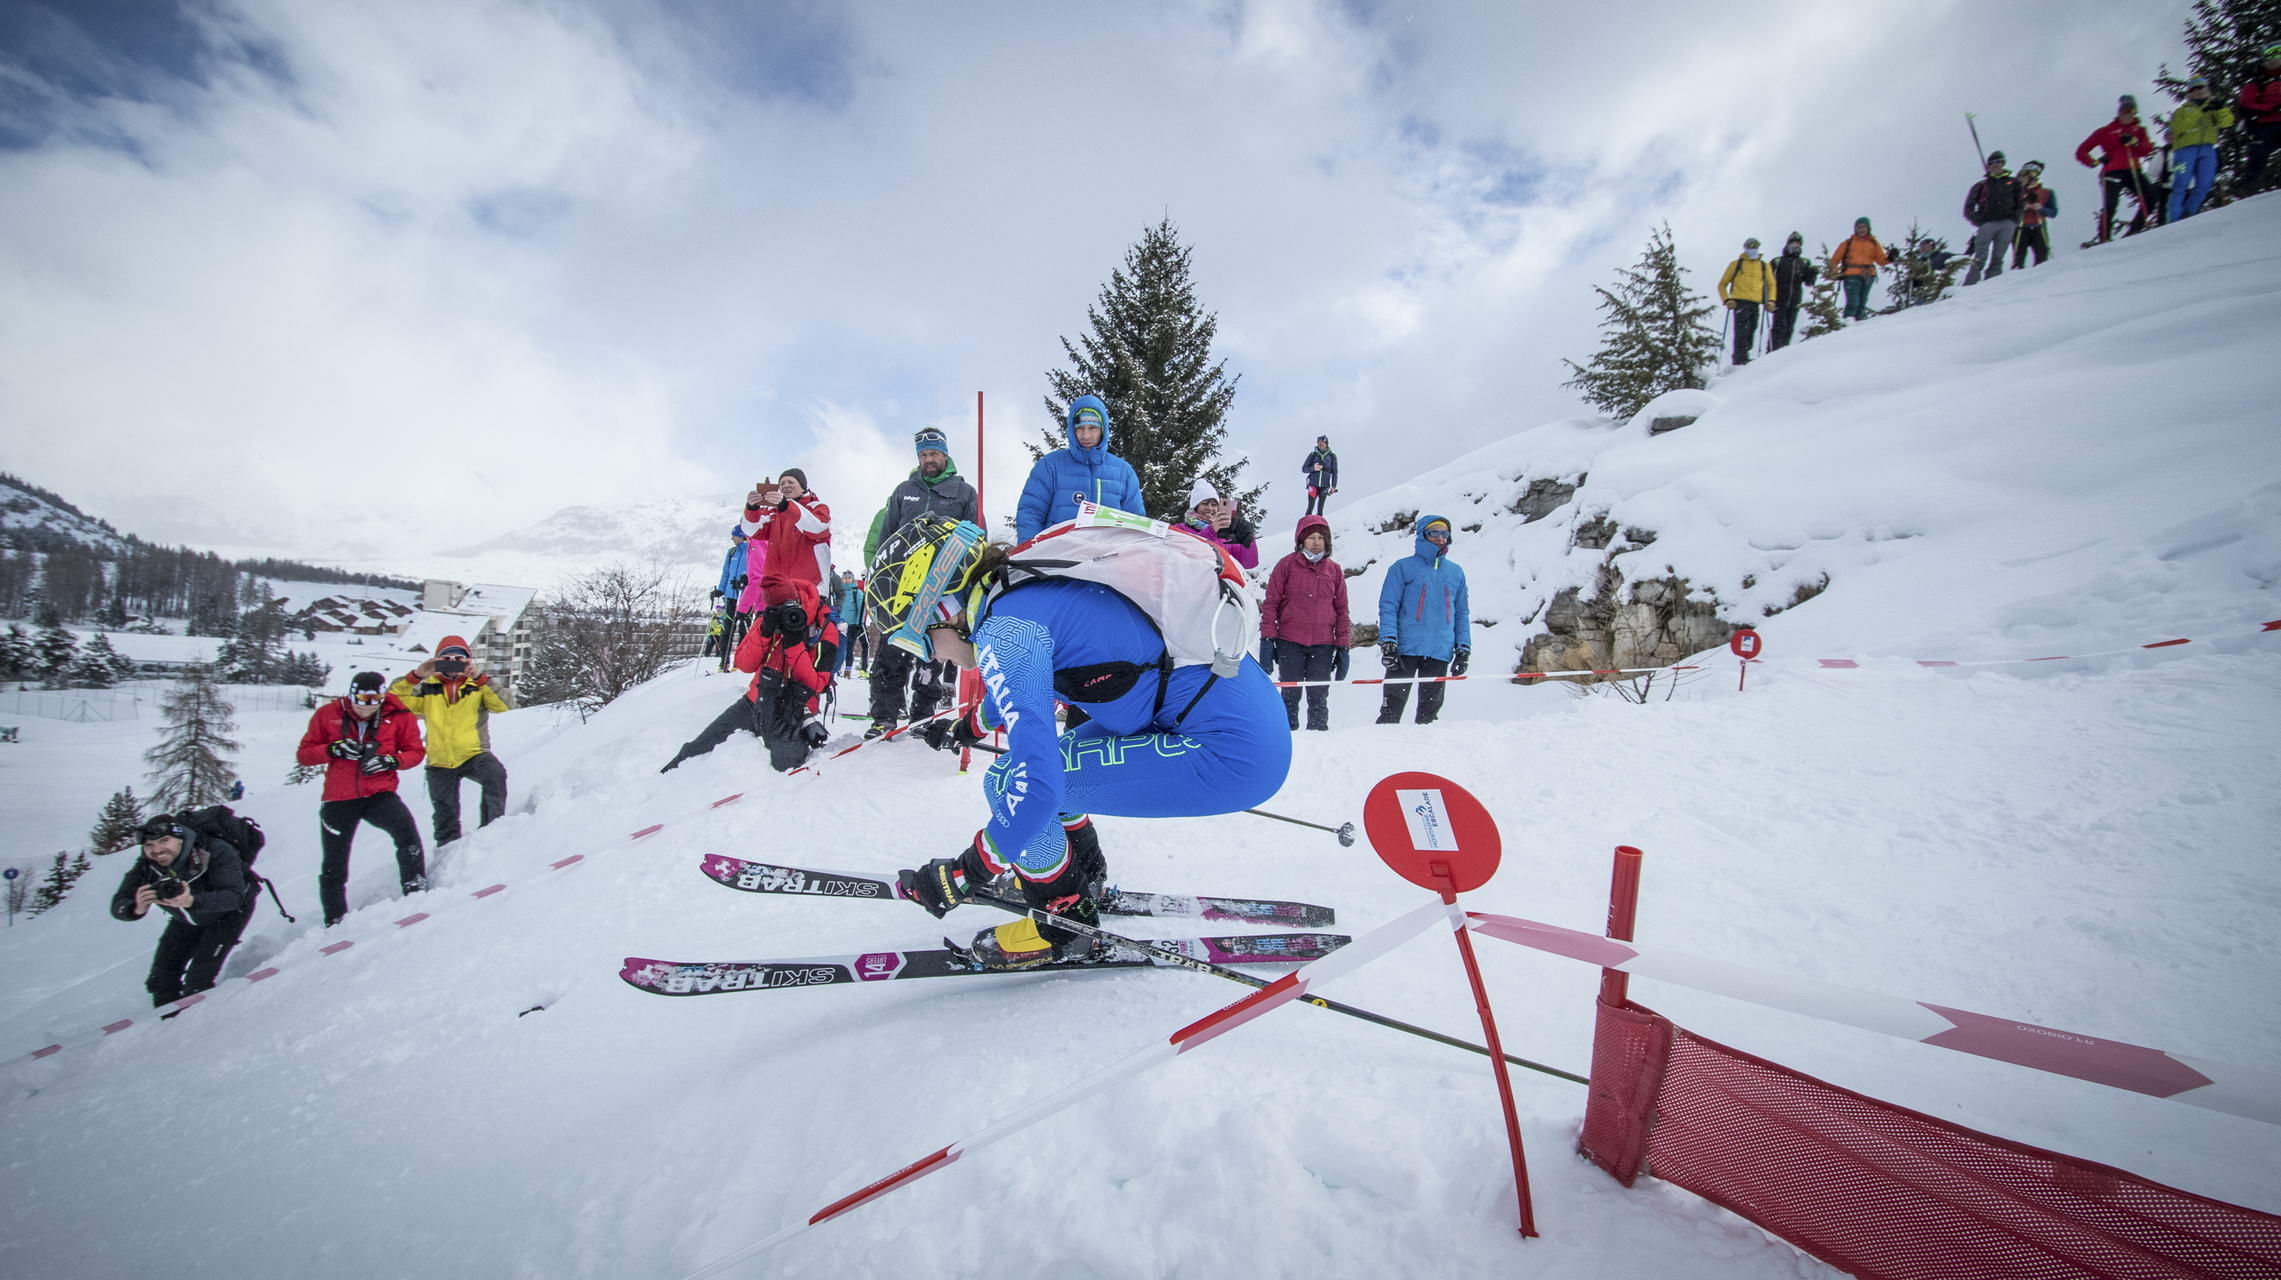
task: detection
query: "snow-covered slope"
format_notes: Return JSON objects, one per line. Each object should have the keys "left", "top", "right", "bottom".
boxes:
{"left": 1329, "top": 197, "right": 2281, "bottom": 672}
{"left": 0, "top": 473, "right": 133, "bottom": 556}
{"left": 2, "top": 203, "right": 2277, "bottom": 1280}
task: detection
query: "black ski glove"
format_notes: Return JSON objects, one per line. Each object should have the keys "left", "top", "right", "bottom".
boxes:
{"left": 1451, "top": 649, "right": 1471, "bottom": 678}
{"left": 328, "top": 739, "right": 364, "bottom": 761}
{"left": 1333, "top": 648, "right": 1350, "bottom": 681}
{"left": 921, "top": 708, "right": 989, "bottom": 752}
{"left": 359, "top": 753, "right": 398, "bottom": 776}
{"left": 799, "top": 717, "right": 829, "bottom": 749}
{"left": 1379, "top": 640, "right": 1399, "bottom": 670}
{"left": 1258, "top": 637, "right": 1275, "bottom": 668}
{"left": 897, "top": 839, "right": 996, "bottom": 919}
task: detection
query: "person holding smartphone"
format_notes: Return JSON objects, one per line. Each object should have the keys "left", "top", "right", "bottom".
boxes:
{"left": 391, "top": 635, "right": 511, "bottom": 847}
{"left": 742, "top": 470, "right": 832, "bottom": 606}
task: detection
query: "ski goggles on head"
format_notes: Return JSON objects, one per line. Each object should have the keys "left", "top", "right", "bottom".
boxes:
{"left": 351, "top": 688, "right": 385, "bottom": 705}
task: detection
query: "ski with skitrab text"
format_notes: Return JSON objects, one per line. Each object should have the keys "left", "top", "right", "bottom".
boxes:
{"left": 620, "top": 931, "right": 1351, "bottom": 996}
{"left": 694, "top": 854, "right": 1338, "bottom": 928}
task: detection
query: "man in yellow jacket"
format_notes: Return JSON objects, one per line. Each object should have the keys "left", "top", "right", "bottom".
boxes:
{"left": 390, "top": 635, "right": 512, "bottom": 847}
{"left": 1718, "top": 237, "right": 1777, "bottom": 366}
{"left": 2165, "top": 77, "right": 2235, "bottom": 222}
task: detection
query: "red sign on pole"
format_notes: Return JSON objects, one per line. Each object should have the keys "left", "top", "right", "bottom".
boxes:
{"left": 1729, "top": 627, "right": 1763, "bottom": 692}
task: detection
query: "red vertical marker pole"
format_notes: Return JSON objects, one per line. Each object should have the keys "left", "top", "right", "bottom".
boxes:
{"left": 1363, "top": 772, "right": 1538, "bottom": 1238}
{"left": 958, "top": 391, "right": 988, "bottom": 775}
{"left": 1729, "top": 626, "right": 1762, "bottom": 693}
{"left": 1600, "top": 845, "right": 1643, "bottom": 1005}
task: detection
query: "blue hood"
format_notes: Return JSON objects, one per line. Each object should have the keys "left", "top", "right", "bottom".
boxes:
{"left": 1066, "top": 394, "right": 1112, "bottom": 465}
{"left": 1412, "top": 513, "right": 1452, "bottom": 560}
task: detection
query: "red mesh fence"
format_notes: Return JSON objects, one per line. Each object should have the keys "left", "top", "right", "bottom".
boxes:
{"left": 1579, "top": 996, "right": 2281, "bottom": 1279}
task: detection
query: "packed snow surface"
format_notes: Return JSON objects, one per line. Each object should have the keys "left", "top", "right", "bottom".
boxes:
{"left": 3, "top": 200, "right": 2278, "bottom": 1278}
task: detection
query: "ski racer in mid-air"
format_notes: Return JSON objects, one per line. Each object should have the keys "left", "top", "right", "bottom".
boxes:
{"left": 869, "top": 511, "right": 1293, "bottom": 971}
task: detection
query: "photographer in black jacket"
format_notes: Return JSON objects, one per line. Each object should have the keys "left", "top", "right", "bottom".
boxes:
{"left": 109, "top": 816, "right": 257, "bottom": 1007}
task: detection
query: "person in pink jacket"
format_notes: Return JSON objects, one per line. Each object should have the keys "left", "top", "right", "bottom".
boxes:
{"left": 1175, "top": 478, "right": 1258, "bottom": 570}
{"left": 1259, "top": 514, "right": 1351, "bottom": 731}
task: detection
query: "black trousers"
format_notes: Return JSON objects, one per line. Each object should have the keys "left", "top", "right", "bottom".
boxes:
{"left": 145, "top": 901, "right": 258, "bottom": 1006}
{"left": 841, "top": 628, "right": 870, "bottom": 673}
{"left": 2244, "top": 121, "right": 2281, "bottom": 195}
{"left": 426, "top": 752, "right": 508, "bottom": 845}
{"left": 666, "top": 692, "right": 812, "bottom": 773}
{"left": 1767, "top": 305, "right": 1800, "bottom": 351}
{"left": 2011, "top": 224, "right": 2050, "bottom": 269}
{"left": 318, "top": 792, "right": 427, "bottom": 926}
{"left": 868, "top": 645, "right": 948, "bottom": 724}
{"left": 2098, "top": 170, "right": 2152, "bottom": 241}
{"left": 1275, "top": 640, "right": 1336, "bottom": 731}
{"left": 1730, "top": 302, "right": 1760, "bottom": 362}
{"left": 1304, "top": 487, "right": 1329, "bottom": 516}
{"left": 717, "top": 611, "right": 750, "bottom": 671}
{"left": 1376, "top": 654, "right": 1450, "bottom": 724}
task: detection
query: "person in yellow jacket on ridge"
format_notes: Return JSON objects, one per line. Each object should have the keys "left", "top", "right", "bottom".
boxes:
{"left": 1718, "top": 237, "right": 1777, "bottom": 366}
{"left": 390, "top": 634, "right": 512, "bottom": 848}
{"left": 2165, "top": 77, "right": 2235, "bottom": 223}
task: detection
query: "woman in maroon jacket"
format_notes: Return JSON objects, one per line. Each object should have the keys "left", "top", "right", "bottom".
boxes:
{"left": 294, "top": 671, "right": 428, "bottom": 926}
{"left": 1260, "top": 514, "right": 1352, "bottom": 731}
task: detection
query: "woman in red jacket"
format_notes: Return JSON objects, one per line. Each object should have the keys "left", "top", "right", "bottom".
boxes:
{"left": 742, "top": 470, "right": 832, "bottom": 606}
{"left": 1260, "top": 514, "right": 1352, "bottom": 731}
{"left": 294, "top": 671, "right": 427, "bottom": 926}
{"left": 662, "top": 579, "right": 840, "bottom": 774}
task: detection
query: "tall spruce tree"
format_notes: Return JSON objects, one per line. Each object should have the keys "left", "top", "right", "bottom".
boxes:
{"left": 1561, "top": 224, "right": 1721, "bottom": 421}
{"left": 1040, "top": 219, "right": 1253, "bottom": 522}
{"left": 28, "top": 852, "right": 70, "bottom": 916}
{"left": 144, "top": 663, "right": 240, "bottom": 812}
{"left": 218, "top": 593, "right": 292, "bottom": 683}
{"left": 90, "top": 787, "right": 144, "bottom": 853}
{"left": 0, "top": 623, "right": 32, "bottom": 681}
{"left": 2159, "top": 0, "right": 2281, "bottom": 192}
{"left": 34, "top": 621, "right": 78, "bottom": 687}
{"left": 1800, "top": 244, "right": 1847, "bottom": 341}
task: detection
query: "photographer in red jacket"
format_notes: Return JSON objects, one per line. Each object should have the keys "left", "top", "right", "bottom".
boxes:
{"left": 294, "top": 671, "right": 427, "bottom": 926}
{"left": 661, "top": 578, "right": 840, "bottom": 774}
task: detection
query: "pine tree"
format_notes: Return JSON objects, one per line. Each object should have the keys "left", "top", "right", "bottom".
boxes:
{"left": 2158, "top": 0, "right": 2281, "bottom": 193}
{"left": 218, "top": 593, "right": 292, "bottom": 683}
{"left": 104, "top": 633, "right": 140, "bottom": 683}
{"left": 34, "top": 621, "right": 78, "bottom": 687}
{"left": 1885, "top": 221, "right": 1967, "bottom": 312}
{"left": 0, "top": 623, "right": 32, "bottom": 682}
{"left": 1800, "top": 244, "right": 1847, "bottom": 340}
{"left": 64, "top": 850, "right": 92, "bottom": 894}
{"left": 144, "top": 663, "right": 240, "bottom": 813}
{"left": 66, "top": 633, "right": 127, "bottom": 688}
{"left": 1040, "top": 218, "right": 1253, "bottom": 521}
{"left": 281, "top": 650, "right": 331, "bottom": 687}
{"left": 1561, "top": 224, "right": 1721, "bottom": 421}
{"left": 28, "top": 852, "right": 70, "bottom": 916}
{"left": 90, "top": 787, "right": 144, "bottom": 854}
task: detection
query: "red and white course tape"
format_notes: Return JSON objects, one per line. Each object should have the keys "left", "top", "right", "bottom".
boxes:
{"left": 1465, "top": 911, "right": 2281, "bottom": 1126}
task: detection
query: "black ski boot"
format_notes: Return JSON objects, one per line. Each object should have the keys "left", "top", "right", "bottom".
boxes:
{"left": 965, "top": 819, "right": 1109, "bottom": 971}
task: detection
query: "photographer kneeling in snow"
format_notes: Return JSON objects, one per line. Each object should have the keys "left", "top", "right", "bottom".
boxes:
{"left": 110, "top": 816, "right": 258, "bottom": 1007}
{"left": 661, "top": 579, "right": 840, "bottom": 775}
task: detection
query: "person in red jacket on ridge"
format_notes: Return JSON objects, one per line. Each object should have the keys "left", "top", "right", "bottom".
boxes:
{"left": 2076, "top": 94, "right": 2157, "bottom": 245}
{"left": 294, "top": 670, "right": 427, "bottom": 926}
{"left": 1260, "top": 514, "right": 1352, "bottom": 731}
{"left": 2241, "top": 44, "right": 2281, "bottom": 196}
{"left": 661, "top": 578, "right": 840, "bottom": 774}
{"left": 742, "top": 469, "right": 832, "bottom": 607}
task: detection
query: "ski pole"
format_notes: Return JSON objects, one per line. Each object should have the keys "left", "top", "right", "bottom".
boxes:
{"left": 966, "top": 743, "right": 1357, "bottom": 846}
{"left": 1965, "top": 111, "right": 1986, "bottom": 169}
{"left": 969, "top": 888, "right": 1588, "bottom": 1086}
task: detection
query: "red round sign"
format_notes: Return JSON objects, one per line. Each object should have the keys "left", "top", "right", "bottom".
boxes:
{"left": 1729, "top": 628, "right": 1763, "bottom": 659}
{"left": 1361, "top": 772, "right": 1502, "bottom": 893}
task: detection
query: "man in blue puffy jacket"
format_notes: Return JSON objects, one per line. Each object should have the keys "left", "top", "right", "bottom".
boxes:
{"left": 1375, "top": 514, "right": 1470, "bottom": 724}
{"left": 1015, "top": 394, "right": 1146, "bottom": 540}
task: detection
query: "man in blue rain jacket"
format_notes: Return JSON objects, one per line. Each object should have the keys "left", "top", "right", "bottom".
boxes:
{"left": 1375, "top": 513, "right": 1470, "bottom": 724}
{"left": 1014, "top": 394, "right": 1146, "bottom": 540}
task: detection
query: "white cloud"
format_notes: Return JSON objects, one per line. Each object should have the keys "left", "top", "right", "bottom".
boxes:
{"left": 0, "top": 0, "right": 2181, "bottom": 568}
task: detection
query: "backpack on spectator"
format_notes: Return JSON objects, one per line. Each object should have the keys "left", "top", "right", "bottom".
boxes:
{"left": 176, "top": 805, "right": 292, "bottom": 920}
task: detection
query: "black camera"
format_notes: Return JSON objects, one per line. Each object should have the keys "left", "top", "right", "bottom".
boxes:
{"left": 151, "top": 876, "right": 186, "bottom": 901}
{"left": 436, "top": 658, "right": 469, "bottom": 677}
{"left": 760, "top": 600, "right": 807, "bottom": 639}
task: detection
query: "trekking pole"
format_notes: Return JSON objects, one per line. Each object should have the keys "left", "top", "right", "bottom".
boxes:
{"left": 969, "top": 888, "right": 1587, "bottom": 1085}
{"left": 967, "top": 743, "right": 1357, "bottom": 846}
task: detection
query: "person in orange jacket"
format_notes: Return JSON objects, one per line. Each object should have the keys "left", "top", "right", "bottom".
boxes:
{"left": 2076, "top": 94, "right": 2156, "bottom": 244}
{"left": 1827, "top": 218, "right": 1888, "bottom": 321}
{"left": 294, "top": 671, "right": 427, "bottom": 926}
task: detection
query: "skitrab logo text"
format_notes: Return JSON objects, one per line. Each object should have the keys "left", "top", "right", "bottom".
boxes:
{"left": 1396, "top": 788, "right": 1458, "bottom": 851}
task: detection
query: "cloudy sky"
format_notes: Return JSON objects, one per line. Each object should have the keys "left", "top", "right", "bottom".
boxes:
{"left": 1, "top": 0, "right": 2179, "bottom": 570}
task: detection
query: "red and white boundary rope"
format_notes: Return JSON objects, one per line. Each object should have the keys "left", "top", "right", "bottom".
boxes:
{"left": 679, "top": 899, "right": 1449, "bottom": 1279}
{"left": 11, "top": 851, "right": 595, "bottom": 1067}
{"left": 1465, "top": 910, "right": 2281, "bottom": 1126}
{"left": 1269, "top": 618, "right": 2281, "bottom": 687}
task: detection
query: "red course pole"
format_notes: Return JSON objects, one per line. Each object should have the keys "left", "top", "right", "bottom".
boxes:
{"left": 1433, "top": 859, "right": 1538, "bottom": 1238}
{"left": 1600, "top": 845, "right": 1643, "bottom": 1006}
